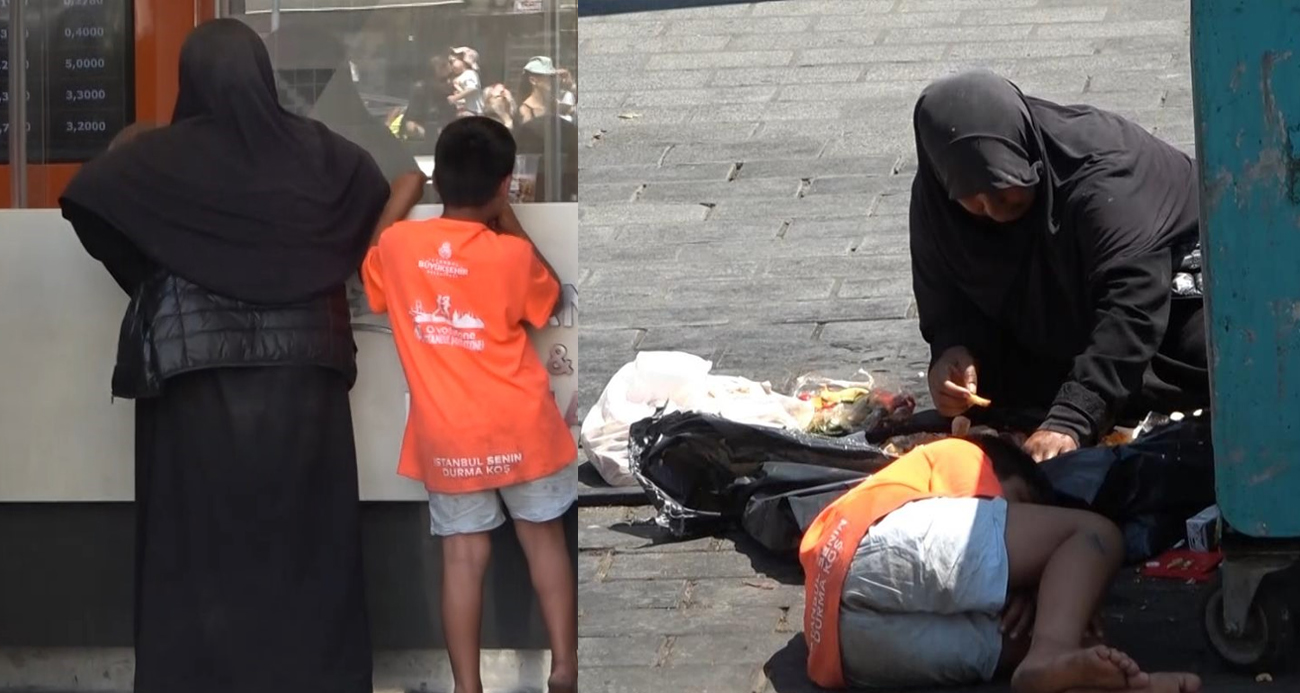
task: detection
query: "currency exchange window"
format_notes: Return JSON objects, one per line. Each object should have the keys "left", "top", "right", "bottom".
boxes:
{"left": 1, "top": 0, "right": 134, "bottom": 164}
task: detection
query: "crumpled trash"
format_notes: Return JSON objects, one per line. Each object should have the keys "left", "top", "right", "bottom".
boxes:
{"left": 791, "top": 371, "right": 916, "bottom": 437}
{"left": 582, "top": 352, "right": 813, "bottom": 486}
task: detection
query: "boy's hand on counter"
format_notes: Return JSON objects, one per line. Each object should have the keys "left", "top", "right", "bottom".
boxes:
{"left": 493, "top": 203, "right": 526, "bottom": 237}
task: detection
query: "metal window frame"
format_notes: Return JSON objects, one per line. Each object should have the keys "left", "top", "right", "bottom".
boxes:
{"left": 7, "top": 0, "right": 27, "bottom": 207}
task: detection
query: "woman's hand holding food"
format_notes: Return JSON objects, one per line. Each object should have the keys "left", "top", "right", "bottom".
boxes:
{"left": 929, "top": 346, "right": 991, "bottom": 417}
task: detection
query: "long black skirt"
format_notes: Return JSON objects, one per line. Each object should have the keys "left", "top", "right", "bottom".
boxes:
{"left": 133, "top": 367, "right": 371, "bottom": 693}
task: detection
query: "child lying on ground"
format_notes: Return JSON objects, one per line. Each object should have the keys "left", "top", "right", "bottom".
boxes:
{"left": 800, "top": 434, "right": 1201, "bottom": 693}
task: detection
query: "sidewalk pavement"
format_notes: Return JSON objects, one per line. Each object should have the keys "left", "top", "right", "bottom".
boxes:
{"left": 577, "top": 0, "right": 1195, "bottom": 420}
{"left": 575, "top": 0, "right": 1278, "bottom": 691}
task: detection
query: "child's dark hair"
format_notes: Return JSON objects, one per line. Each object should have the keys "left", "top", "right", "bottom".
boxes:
{"left": 433, "top": 116, "right": 517, "bottom": 207}
{"left": 965, "top": 433, "right": 1055, "bottom": 503}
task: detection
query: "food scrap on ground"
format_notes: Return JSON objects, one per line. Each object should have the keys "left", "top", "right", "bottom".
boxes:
{"left": 1140, "top": 548, "right": 1223, "bottom": 583}
{"left": 794, "top": 373, "right": 916, "bottom": 437}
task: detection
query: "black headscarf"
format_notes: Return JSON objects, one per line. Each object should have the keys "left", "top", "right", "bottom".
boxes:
{"left": 60, "top": 18, "right": 390, "bottom": 305}
{"left": 909, "top": 70, "right": 1200, "bottom": 442}
{"left": 910, "top": 71, "right": 1063, "bottom": 317}
{"left": 911, "top": 69, "right": 1198, "bottom": 330}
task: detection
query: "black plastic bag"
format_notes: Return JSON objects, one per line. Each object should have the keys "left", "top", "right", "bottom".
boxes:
{"left": 627, "top": 411, "right": 889, "bottom": 538}
{"left": 631, "top": 411, "right": 1215, "bottom": 564}
{"left": 740, "top": 468, "right": 867, "bottom": 554}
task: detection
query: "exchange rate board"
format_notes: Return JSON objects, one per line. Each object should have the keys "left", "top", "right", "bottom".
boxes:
{"left": 0, "top": 0, "right": 134, "bottom": 164}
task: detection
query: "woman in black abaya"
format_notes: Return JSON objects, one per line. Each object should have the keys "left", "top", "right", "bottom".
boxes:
{"left": 909, "top": 70, "right": 1208, "bottom": 462}
{"left": 59, "top": 19, "right": 390, "bottom": 693}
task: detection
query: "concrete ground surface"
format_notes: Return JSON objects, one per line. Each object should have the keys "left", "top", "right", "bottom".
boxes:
{"left": 575, "top": 0, "right": 1291, "bottom": 691}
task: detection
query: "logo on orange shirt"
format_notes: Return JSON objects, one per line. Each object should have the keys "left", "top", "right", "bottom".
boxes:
{"left": 411, "top": 297, "right": 486, "bottom": 351}
{"left": 418, "top": 243, "right": 469, "bottom": 278}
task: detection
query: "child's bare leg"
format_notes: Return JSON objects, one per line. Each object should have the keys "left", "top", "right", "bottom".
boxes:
{"left": 514, "top": 518, "right": 578, "bottom": 693}
{"left": 1003, "top": 504, "right": 1141, "bottom": 693}
{"left": 442, "top": 532, "right": 492, "bottom": 693}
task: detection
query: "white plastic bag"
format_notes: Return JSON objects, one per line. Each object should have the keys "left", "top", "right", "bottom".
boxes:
{"left": 581, "top": 351, "right": 811, "bottom": 486}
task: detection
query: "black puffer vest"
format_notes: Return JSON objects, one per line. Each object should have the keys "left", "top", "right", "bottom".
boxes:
{"left": 112, "top": 272, "right": 357, "bottom": 399}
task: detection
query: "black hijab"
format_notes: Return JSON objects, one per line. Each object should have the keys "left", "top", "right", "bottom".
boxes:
{"left": 909, "top": 70, "right": 1201, "bottom": 441}
{"left": 910, "top": 69, "right": 1197, "bottom": 322}
{"left": 60, "top": 18, "right": 390, "bottom": 305}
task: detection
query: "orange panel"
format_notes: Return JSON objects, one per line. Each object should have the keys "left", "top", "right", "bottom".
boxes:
{"left": 2, "top": 0, "right": 215, "bottom": 209}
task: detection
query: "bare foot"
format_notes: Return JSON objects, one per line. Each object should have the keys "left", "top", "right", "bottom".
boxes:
{"left": 1070, "top": 671, "right": 1202, "bottom": 693}
{"left": 1141, "top": 672, "right": 1201, "bottom": 693}
{"left": 1082, "top": 632, "right": 1105, "bottom": 648}
{"left": 1012, "top": 645, "right": 1147, "bottom": 693}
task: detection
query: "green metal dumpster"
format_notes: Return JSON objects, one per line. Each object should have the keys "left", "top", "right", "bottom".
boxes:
{"left": 1190, "top": 0, "right": 1300, "bottom": 673}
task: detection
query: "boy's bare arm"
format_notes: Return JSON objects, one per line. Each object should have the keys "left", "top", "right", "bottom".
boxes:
{"left": 494, "top": 204, "right": 564, "bottom": 311}
{"left": 494, "top": 204, "right": 565, "bottom": 318}
{"left": 371, "top": 171, "right": 428, "bottom": 246}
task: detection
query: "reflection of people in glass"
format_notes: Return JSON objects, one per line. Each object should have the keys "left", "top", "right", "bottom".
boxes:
{"left": 556, "top": 68, "right": 577, "bottom": 122}
{"left": 484, "top": 84, "right": 516, "bottom": 130}
{"left": 449, "top": 46, "right": 484, "bottom": 116}
{"left": 265, "top": 25, "right": 427, "bottom": 317}
{"left": 517, "top": 56, "right": 560, "bottom": 126}
{"left": 265, "top": 25, "right": 423, "bottom": 187}
{"left": 405, "top": 54, "right": 456, "bottom": 141}
{"left": 515, "top": 113, "right": 578, "bottom": 202}
{"left": 58, "top": 20, "right": 391, "bottom": 693}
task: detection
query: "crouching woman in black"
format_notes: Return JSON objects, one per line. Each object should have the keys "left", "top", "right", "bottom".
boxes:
{"left": 59, "top": 20, "right": 390, "bottom": 693}
{"left": 909, "top": 70, "right": 1209, "bottom": 463}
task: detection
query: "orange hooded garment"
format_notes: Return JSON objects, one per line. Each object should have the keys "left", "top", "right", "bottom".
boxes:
{"left": 799, "top": 438, "right": 1004, "bottom": 688}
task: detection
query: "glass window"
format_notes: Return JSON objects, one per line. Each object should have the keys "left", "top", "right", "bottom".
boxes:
{"left": 0, "top": 0, "right": 576, "bottom": 207}
{"left": 2, "top": 0, "right": 149, "bottom": 208}
{"left": 225, "top": 0, "right": 578, "bottom": 203}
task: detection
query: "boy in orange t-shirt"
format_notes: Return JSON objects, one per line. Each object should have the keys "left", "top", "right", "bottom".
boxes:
{"left": 801, "top": 435, "right": 1201, "bottom": 693}
{"left": 362, "top": 117, "right": 576, "bottom": 693}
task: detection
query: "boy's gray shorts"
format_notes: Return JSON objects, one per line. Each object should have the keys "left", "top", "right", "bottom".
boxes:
{"left": 427, "top": 462, "right": 577, "bottom": 537}
{"left": 839, "top": 497, "right": 1010, "bottom": 688}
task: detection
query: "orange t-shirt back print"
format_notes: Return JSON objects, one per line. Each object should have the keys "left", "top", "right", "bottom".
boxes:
{"left": 362, "top": 217, "right": 577, "bottom": 494}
